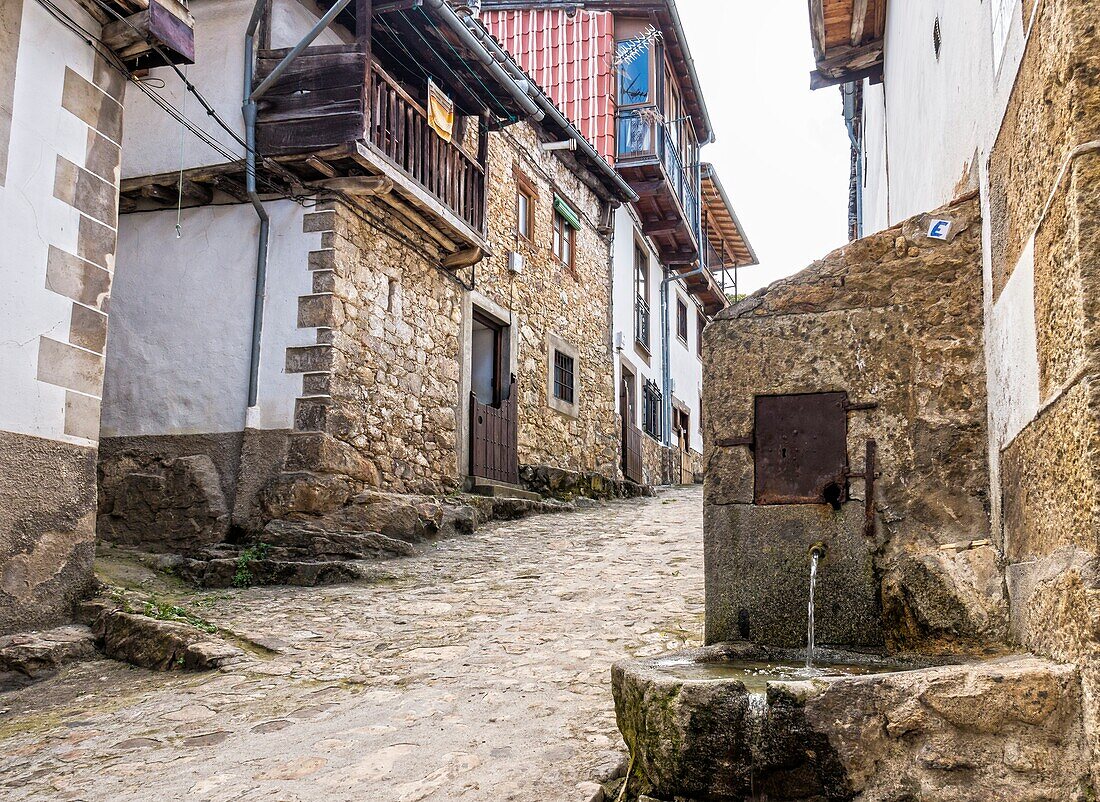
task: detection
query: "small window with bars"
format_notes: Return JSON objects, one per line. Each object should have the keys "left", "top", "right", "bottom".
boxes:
{"left": 553, "top": 350, "right": 575, "bottom": 405}
{"left": 642, "top": 379, "right": 662, "bottom": 439}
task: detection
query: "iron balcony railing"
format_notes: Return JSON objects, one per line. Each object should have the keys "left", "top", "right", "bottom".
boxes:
{"left": 635, "top": 295, "right": 651, "bottom": 351}
{"left": 616, "top": 105, "right": 701, "bottom": 239}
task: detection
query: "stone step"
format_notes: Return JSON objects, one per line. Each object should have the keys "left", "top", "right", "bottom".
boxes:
{"left": 467, "top": 477, "right": 542, "bottom": 502}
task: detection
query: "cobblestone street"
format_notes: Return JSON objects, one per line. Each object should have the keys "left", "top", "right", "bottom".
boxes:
{"left": 0, "top": 487, "right": 704, "bottom": 802}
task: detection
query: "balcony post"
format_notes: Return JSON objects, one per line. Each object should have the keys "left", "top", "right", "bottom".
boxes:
{"left": 357, "top": 0, "right": 372, "bottom": 134}
{"left": 477, "top": 115, "right": 489, "bottom": 235}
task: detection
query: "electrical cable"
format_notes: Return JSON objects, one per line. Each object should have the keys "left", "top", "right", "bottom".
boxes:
{"left": 32, "top": 0, "right": 311, "bottom": 204}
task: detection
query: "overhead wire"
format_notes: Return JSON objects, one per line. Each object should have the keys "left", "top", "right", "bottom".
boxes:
{"left": 32, "top": 0, "right": 310, "bottom": 204}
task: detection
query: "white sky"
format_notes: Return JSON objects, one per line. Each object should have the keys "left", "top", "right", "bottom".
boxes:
{"left": 678, "top": 0, "right": 852, "bottom": 295}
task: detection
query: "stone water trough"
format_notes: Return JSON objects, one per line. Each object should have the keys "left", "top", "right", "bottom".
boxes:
{"left": 612, "top": 643, "right": 1091, "bottom": 802}
{"left": 610, "top": 198, "right": 1095, "bottom": 802}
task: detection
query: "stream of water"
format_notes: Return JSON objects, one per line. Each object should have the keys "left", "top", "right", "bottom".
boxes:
{"left": 806, "top": 550, "right": 820, "bottom": 670}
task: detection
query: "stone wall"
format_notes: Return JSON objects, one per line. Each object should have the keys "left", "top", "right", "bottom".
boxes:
{"left": 270, "top": 121, "right": 621, "bottom": 505}
{"left": 481, "top": 124, "right": 620, "bottom": 477}
{"left": 703, "top": 196, "right": 1004, "bottom": 652}
{"left": 985, "top": 0, "right": 1100, "bottom": 779}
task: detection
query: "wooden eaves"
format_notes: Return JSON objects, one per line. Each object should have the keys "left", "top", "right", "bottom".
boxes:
{"left": 807, "top": 0, "right": 887, "bottom": 90}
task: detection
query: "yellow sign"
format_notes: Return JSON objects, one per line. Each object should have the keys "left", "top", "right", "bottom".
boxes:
{"left": 427, "top": 79, "right": 454, "bottom": 143}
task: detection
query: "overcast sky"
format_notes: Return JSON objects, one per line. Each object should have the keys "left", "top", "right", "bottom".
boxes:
{"left": 678, "top": 1, "right": 852, "bottom": 295}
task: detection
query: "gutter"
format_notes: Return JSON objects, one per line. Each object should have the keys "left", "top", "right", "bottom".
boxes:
{"left": 841, "top": 82, "right": 863, "bottom": 239}
{"left": 421, "top": 0, "right": 545, "bottom": 122}
{"left": 454, "top": 6, "right": 638, "bottom": 202}
{"left": 664, "top": 0, "right": 715, "bottom": 145}
{"left": 242, "top": 0, "right": 352, "bottom": 412}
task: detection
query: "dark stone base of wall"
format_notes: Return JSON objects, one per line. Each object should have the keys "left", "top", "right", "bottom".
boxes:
{"left": 0, "top": 430, "right": 97, "bottom": 636}
{"left": 97, "top": 430, "right": 292, "bottom": 553}
{"left": 519, "top": 464, "right": 656, "bottom": 501}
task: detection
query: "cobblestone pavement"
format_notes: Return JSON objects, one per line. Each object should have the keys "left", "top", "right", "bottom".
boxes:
{"left": 0, "top": 486, "right": 704, "bottom": 802}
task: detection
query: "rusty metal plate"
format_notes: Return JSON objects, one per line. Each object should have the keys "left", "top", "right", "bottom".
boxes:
{"left": 754, "top": 393, "right": 850, "bottom": 505}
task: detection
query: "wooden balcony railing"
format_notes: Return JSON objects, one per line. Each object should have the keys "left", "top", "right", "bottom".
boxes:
{"left": 254, "top": 46, "right": 486, "bottom": 237}
{"left": 370, "top": 63, "right": 486, "bottom": 234}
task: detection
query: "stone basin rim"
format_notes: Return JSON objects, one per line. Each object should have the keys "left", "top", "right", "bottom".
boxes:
{"left": 617, "top": 641, "right": 1040, "bottom": 692}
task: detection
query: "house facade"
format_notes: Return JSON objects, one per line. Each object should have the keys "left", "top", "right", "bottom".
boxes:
{"left": 95, "top": 0, "right": 635, "bottom": 550}
{"left": 482, "top": 0, "right": 757, "bottom": 486}
{"left": 0, "top": 0, "right": 195, "bottom": 634}
{"left": 806, "top": 0, "right": 1100, "bottom": 779}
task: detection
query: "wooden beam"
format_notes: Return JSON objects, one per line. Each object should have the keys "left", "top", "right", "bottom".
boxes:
{"left": 809, "top": 0, "right": 827, "bottom": 61}
{"left": 810, "top": 62, "right": 883, "bottom": 90}
{"left": 850, "top": 0, "right": 869, "bottom": 46}
{"left": 101, "top": 0, "right": 196, "bottom": 66}
{"left": 305, "top": 156, "right": 339, "bottom": 178}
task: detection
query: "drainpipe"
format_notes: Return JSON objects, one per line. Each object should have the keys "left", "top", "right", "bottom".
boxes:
{"left": 842, "top": 81, "right": 863, "bottom": 240}
{"left": 242, "top": 0, "right": 353, "bottom": 411}
{"left": 659, "top": 261, "right": 708, "bottom": 451}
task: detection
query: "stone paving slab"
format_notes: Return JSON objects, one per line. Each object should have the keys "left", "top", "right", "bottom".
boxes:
{"left": 0, "top": 487, "right": 704, "bottom": 801}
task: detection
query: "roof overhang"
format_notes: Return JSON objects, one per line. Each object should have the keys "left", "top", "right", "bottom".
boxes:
{"left": 701, "top": 163, "right": 757, "bottom": 268}
{"left": 807, "top": 0, "right": 887, "bottom": 90}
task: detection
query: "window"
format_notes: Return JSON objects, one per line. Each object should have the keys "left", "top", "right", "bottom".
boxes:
{"left": 676, "top": 298, "right": 688, "bottom": 343}
{"left": 517, "top": 189, "right": 532, "bottom": 239}
{"left": 547, "top": 334, "right": 579, "bottom": 416}
{"left": 634, "top": 243, "right": 650, "bottom": 350}
{"left": 642, "top": 378, "right": 662, "bottom": 440}
{"left": 552, "top": 196, "right": 578, "bottom": 271}
{"left": 616, "top": 39, "right": 651, "bottom": 106}
{"left": 553, "top": 350, "right": 575, "bottom": 404}
{"left": 514, "top": 167, "right": 537, "bottom": 241}
{"left": 697, "top": 311, "right": 705, "bottom": 357}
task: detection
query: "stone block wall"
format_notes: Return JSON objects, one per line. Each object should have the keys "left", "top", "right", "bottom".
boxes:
{"left": 703, "top": 196, "right": 1005, "bottom": 652}
{"left": 481, "top": 124, "right": 620, "bottom": 478}
{"left": 287, "top": 200, "right": 465, "bottom": 497}
{"left": 984, "top": 0, "right": 1100, "bottom": 778}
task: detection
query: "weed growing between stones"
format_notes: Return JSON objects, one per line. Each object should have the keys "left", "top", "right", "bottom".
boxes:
{"left": 233, "top": 544, "right": 271, "bottom": 588}
{"left": 141, "top": 597, "right": 219, "bottom": 634}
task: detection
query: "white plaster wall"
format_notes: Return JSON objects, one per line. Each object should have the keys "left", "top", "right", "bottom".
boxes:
{"left": 611, "top": 204, "right": 705, "bottom": 455}
{"left": 986, "top": 236, "right": 1041, "bottom": 450}
{"left": 102, "top": 200, "right": 319, "bottom": 436}
{"left": 860, "top": 0, "right": 1030, "bottom": 233}
{"left": 857, "top": 0, "right": 1035, "bottom": 532}
{"left": 121, "top": 0, "right": 350, "bottom": 180}
{"left": 668, "top": 288, "right": 704, "bottom": 453}
{"left": 611, "top": 205, "right": 660, "bottom": 429}
{"left": 0, "top": 0, "right": 103, "bottom": 445}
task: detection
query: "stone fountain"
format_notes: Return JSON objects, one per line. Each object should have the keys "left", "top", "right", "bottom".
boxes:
{"left": 611, "top": 198, "right": 1094, "bottom": 801}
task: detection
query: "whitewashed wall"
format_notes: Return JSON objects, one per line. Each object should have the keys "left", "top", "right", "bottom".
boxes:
{"left": 0, "top": 0, "right": 106, "bottom": 446}
{"left": 611, "top": 204, "right": 705, "bottom": 456}
{"left": 122, "top": 0, "right": 351, "bottom": 180}
{"left": 102, "top": 200, "right": 319, "bottom": 437}
{"left": 668, "top": 287, "right": 704, "bottom": 453}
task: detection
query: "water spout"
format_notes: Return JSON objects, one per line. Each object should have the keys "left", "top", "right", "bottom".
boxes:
{"left": 806, "top": 545, "right": 825, "bottom": 670}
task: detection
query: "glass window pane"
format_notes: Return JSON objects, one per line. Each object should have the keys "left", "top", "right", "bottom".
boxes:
{"left": 517, "top": 192, "right": 530, "bottom": 238}
{"left": 617, "top": 41, "right": 650, "bottom": 105}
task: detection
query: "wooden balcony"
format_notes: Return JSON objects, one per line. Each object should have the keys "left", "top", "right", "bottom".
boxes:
{"left": 616, "top": 106, "right": 700, "bottom": 267}
{"left": 253, "top": 45, "right": 488, "bottom": 252}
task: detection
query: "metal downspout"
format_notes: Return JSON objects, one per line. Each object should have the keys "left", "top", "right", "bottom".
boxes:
{"left": 242, "top": 0, "right": 353, "bottom": 411}
{"left": 659, "top": 261, "right": 707, "bottom": 452}
{"left": 842, "top": 82, "right": 863, "bottom": 239}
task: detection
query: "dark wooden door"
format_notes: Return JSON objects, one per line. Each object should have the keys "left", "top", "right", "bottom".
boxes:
{"left": 471, "top": 378, "right": 518, "bottom": 485}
